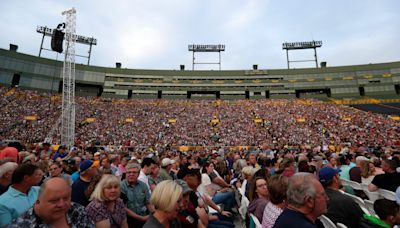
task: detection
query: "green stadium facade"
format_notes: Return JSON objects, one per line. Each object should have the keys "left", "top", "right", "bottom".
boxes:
{"left": 1, "top": 48, "right": 399, "bottom": 100}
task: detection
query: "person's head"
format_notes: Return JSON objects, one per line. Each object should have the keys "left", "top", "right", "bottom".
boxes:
{"left": 0, "top": 161, "right": 18, "bottom": 183}
{"left": 268, "top": 175, "right": 289, "bottom": 205}
{"left": 90, "top": 174, "right": 120, "bottom": 202}
{"left": 34, "top": 177, "right": 71, "bottom": 224}
{"left": 242, "top": 166, "right": 255, "bottom": 180}
{"left": 151, "top": 163, "right": 160, "bottom": 176}
{"left": 151, "top": 180, "right": 183, "bottom": 220}
{"left": 355, "top": 156, "right": 369, "bottom": 167}
{"left": 48, "top": 163, "right": 63, "bottom": 178}
{"left": 12, "top": 163, "right": 43, "bottom": 186}
{"left": 318, "top": 167, "right": 341, "bottom": 189}
{"left": 328, "top": 156, "right": 337, "bottom": 167}
{"left": 79, "top": 160, "right": 98, "bottom": 178}
{"left": 141, "top": 157, "right": 156, "bottom": 175}
{"left": 249, "top": 177, "right": 268, "bottom": 201}
{"left": 374, "top": 199, "right": 400, "bottom": 226}
{"left": 360, "top": 161, "right": 374, "bottom": 178}
{"left": 287, "top": 172, "right": 328, "bottom": 221}
{"left": 174, "top": 179, "right": 192, "bottom": 211}
{"left": 201, "top": 161, "right": 214, "bottom": 174}
{"left": 161, "top": 158, "right": 175, "bottom": 171}
{"left": 248, "top": 153, "right": 257, "bottom": 166}
{"left": 177, "top": 166, "right": 201, "bottom": 190}
{"left": 73, "top": 156, "right": 81, "bottom": 167}
{"left": 125, "top": 163, "right": 141, "bottom": 185}
{"left": 381, "top": 159, "right": 397, "bottom": 173}
{"left": 100, "top": 157, "right": 110, "bottom": 169}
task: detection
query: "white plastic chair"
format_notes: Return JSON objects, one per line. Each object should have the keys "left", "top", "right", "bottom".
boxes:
{"left": 342, "top": 192, "right": 370, "bottom": 215}
{"left": 249, "top": 213, "right": 262, "bottom": 228}
{"left": 319, "top": 215, "right": 336, "bottom": 228}
{"left": 361, "top": 183, "right": 380, "bottom": 202}
{"left": 348, "top": 180, "right": 363, "bottom": 191}
{"left": 340, "top": 178, "right": 351, "bottom": 187}
{"left": 379, "top": 189, "right": 396, "bottom": 201}
{"left": 336, "top": 223, "right": 348, "bottom": 228}
{"left": 364, "top": 199, "right": 377, "bottom": 217}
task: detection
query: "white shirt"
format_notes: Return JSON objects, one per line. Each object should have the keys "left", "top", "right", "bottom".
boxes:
{"left": 138, "top": 170, "right": 151, "bottom": 194}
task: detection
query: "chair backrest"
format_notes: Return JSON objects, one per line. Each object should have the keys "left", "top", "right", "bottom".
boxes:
{"left": 364, "top": 199, "right": 377, "bottom": 217}
{"left": 249, "top": 213, "right": 262, "bottom": 228}
{"left": 342, "top": 192, "right": 370, "bottom": 215}
{"left": 379, "top": 189, "right": 396, "bottom": 201}
{"left": 361, "top": 183, "right": 381, "bottom": 202}
{"left": 348, "top": 180, "right": 363, "bottom": 191}
{"left": 319, "top": 215, "right": 337, "bottom": 228}
{"left": 336, "top": 222, "right": 348, "bottom": 228}
{"left": 340, "top": 178, "right": 351, "bottom": 187}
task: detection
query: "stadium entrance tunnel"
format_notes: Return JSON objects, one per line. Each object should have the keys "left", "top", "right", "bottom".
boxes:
{"left": 295, "top": 88, "right": 331, "bottom": 98}
{"left": 187, "top": 91, "right": 221, "bottom": 99}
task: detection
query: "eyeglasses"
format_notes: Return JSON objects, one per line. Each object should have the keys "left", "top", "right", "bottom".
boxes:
{"left": 126, "top": 171, "right": 139, "bottom": 175}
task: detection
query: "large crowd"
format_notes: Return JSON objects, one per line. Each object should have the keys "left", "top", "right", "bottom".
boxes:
{"left": 1, "top": 86, "right": 400, "bottom": 228}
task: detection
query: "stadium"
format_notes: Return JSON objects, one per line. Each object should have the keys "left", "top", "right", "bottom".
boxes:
{"left": 1, "top": 2, "right": 400, "bottom": 228}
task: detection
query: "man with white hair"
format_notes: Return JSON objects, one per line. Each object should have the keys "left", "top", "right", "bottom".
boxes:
{"left": 0, "top": 160, "right": 18, "bottom": 195}
{"left": 273, "top": 173, "right": 327, "bottom": 228}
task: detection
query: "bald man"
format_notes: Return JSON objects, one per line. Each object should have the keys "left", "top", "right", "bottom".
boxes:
{"left": 8, "top": 177, "right": 94, "bottom": 227}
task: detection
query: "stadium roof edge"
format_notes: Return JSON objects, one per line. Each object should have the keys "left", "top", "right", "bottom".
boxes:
{"left": 1, "top": 48, "right": 400, "bottom": 76}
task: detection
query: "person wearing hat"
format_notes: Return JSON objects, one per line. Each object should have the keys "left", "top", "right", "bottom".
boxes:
{"left": 178, "top": 166, "right": 233, "bottom": 228}
{"left": 0, "top": 141, "right": 18, "bottom": 163}
{"left": 318, "top": 167, "right": 364, "bottom": 228}
{"left": 52, "top": 146, "right": 68, "bottom": 161}
{"left": 159, "top": 158, "right": 175, "bottom": 181}
{"left": 71, "top": 159, "right": 98, "bottom": 207}
{"left": 175, "top": 179, "right": 201, "bottom": 228}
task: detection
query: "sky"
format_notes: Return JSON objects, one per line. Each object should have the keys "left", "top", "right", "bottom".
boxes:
{"left": 0, "top": 0, "right": 399, "bottom": 70}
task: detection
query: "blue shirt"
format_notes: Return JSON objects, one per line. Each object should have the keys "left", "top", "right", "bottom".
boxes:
{"left": 0, "top": 186, "right": 39, "bottom": 226}
{"left": 120, "top": 180, "right": 150, "bottom": 216}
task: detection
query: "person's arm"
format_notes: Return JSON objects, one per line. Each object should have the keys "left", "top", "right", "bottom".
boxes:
{"left": 203, "top": 194, "right": 232, "bottom": 217}
{"left": 120, "top": 218, "right": 129, "bottom": 228}
{"left": 368, "top": 183, "right": 378, "bottom": 192}
{"left": 125, "top": 208, "right": 149, "bottom": 221}
{"left": 195, "top": 206, "right": 209, "bottom": 227}
{"left": 94, "top": 219, "right": 111, "bottom": 228}
{"left": 212, "top": 176, "right": 230, "bottom": 188}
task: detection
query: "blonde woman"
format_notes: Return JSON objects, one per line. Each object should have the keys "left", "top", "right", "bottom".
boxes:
{"left": 85, "top": 174, "right": 128, "bottom": 228}
{"left": 143, "top": 180, "right": 183, "bottom": 228}
{"left": 360, "top": 161, "right": 376, "bottom": 185}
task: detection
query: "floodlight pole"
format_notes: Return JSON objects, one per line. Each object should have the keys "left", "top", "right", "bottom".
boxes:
{"left": 188, "top": 44, "right": 225, "bottom": 70}
{"left": 61, "top": 8, "right": 76, "bottom": 148}
{"left": 282, "top": 40, "right": 322, "bottom": 69}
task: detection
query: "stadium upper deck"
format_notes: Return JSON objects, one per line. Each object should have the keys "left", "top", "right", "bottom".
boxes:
{"left": 0, "top": 47, "right": 399, "bottom": 100}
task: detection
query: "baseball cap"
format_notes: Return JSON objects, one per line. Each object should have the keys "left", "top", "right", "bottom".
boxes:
{"left": 161, "top": 158, "right": 175, "bottom": 167}
{"left": 80, "top": 160, "right": 94, "bottom": 173}
{"left": 319, "top": 167, "right": 341, "bottom": 183}
{"left": 175, "top": 179, "right": 192, "bottom": 194}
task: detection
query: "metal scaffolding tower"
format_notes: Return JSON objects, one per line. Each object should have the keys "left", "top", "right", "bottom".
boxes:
{"left": 61, "top": 8, "right": 76, "bottom": 148}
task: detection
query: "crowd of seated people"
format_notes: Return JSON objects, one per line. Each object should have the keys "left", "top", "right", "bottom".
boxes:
{"left": 1, "top": 87, "right": 399, "bottom": 152}
{"left": 1, "top": 86, "right": 400, "bottom": 227}
{"left": 0, "top": 138, "right": 399, "bottom": 227}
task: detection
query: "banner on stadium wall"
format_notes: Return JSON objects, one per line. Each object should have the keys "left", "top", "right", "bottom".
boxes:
{"left": 125, "top": 118, "right": 134, "bottom": 123}
{"left": 211, "top": 119, "right": 220, "bottom": 124}
{"left": 85, "top": 118, "right": 96, "bottom": 123}
{"left": 390, "top": 116, "right": 400, "bottom": 121}
{"left": 254, "top": 118, "right": 262, "bottom": 123}
{"left": 24, "top": 115, "right": 37, "bottom": 121}
{"left": 296, "top": 118, "right": 306, "bottom": 123}
{"left": 342, "top": 117, "right": 352, "bottom": 121}
{"left": 168, "top": 119, "right": 177, "bottom": 124}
